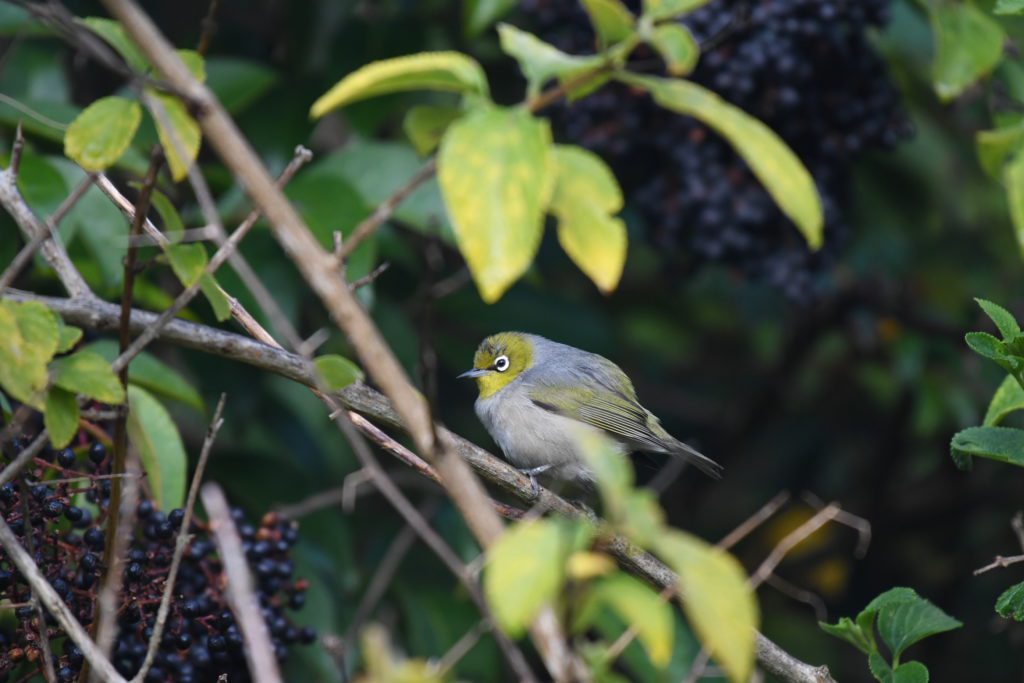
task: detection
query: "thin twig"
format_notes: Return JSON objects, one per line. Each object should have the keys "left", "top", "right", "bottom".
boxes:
{"left": 0, "top": 431, "right": 49, "bottom": 488}
{"left": 749, "top": 504, "right": 840, "bottom": 589}
{"left": 132, "top": 394, "right": 226, "bottom": 682}
{"left": 681, "top": 648, "right": 712, "bottom": 683}
{"left": 201, "top": 482, "right": 284, "bottom": 683}
{"left": 195, "top": 0, "right": 222, "bottom": 55}
{"left": 765, "top": 574, "right": 828, "bottom": 622}
{"left": 349, "top": 261, "right": 391, "bottom": 291}
{"left": 18, "top": 479, "right": 57, "bottom": 683}
{"left": 339, "top": 160, "right": 436, "bottom": 259}
{"left": 975, "top": 554, "right": 1024, "bottom": 576}
{"left": 434, "top": 619, "right": 489, "bottom": 676}
{"left": 10, "top": 120, "right": 24, "bottom": 174}
{"left": 718, "top": 491, "right": 791, "bottom": 551}
{"left": 801, "top": 492, "right": 871, "bottom": 558}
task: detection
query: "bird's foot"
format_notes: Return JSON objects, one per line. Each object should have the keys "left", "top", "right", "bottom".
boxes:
{"left": 518, "top": 465, "right": 552, "bottom": 498}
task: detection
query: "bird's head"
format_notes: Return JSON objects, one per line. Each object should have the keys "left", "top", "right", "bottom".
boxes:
{"left": 459, "top": 332, "right": 535, "bottom": 398}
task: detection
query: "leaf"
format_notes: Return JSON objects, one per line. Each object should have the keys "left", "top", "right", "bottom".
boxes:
{"left": 437, "top": 106, "right": 554, "bottom": 302}
{"left": 0, "top": 301, "right": 59, "bottom": 407}
{"left": 549, "top": 145, "right": 627, "bottom": 293}
{"left": 84, "top": 340, "right": 203, "bottom": 412}
{"left": 586, "top": 573, "right": 674, "bottom": 667}
{"left": 44, "top": 387, "right": 79, "bottom": 449}
{"left": 149, "top": 91, "right": 202, "bottom": 181}
{"left": 313, "top": 355, "right": 364, "bottom": 390}
{"left": 951, "top": 425, "right": 1024, "bottom": 468}
{"left": 497, "top": 24, "right": 603, "bottom": 97}
{"left": 964, "top": 331, "right": 1009, "bottom": 362}
{"left": 566, "top": 551, "right": 616, "bottom": 580}
{"left": 649, "top": 24, "right": 699, "bottom": 76}
{"left": 199, "top": 274, "right": 232, "bottom": 321}
{"left": 11, "top": 301, "right": 60, "bottom": 363}
{"left": 79, "top": 17, "right": 149, "bottom": 72}
{"left": 891, "top": 662, "right": 930, "bottom": 683}
{"left": 579, "top": 0, "right": 635, "bottom": 46}
{"left": 620, "top": 74, "right": 822, "bottom": 249}
{"left": 63, "top": 96, "right": 142, "bottom": 171}
{"left": 573, "top": 428, "right": 633, "bottom": 518}
{"left": 819, "top": 616, "right": 874, "bottom": 655}
{"left": 310, "top": 52, "right": 489, "bottom": 118}
{"left": 205, "top": 57, "right": 278, "bottom": 114}
{"left": 642, "top": 0, "right": 712, "bottom": 21}
{"left": 55, "top": 320, "right": 83, "bottom": 354}
{"left": 50, "top": 351, "right": 125, "bottom": 404}
{"left": 868, "top": 652, "right": 893, "bottom": 683}
{"left": 150, "top": 189, "right": 185, "bottom": 239}
{"left": 464, "top": 0, "right": 517, "bottom": 37}
{"left": 126, "top": 386, "right": 186, "bottom": 510}
{"left": 403, "top": 104, "right": 463, "bottom": 156}
{"left": 976, "top": 298, "right": 1020, "bottom": 339}
{"left": 177, "top": 49, "right": 206, "bottom": 82}
{"left": 976, "top": 125, "right": 1024, "bottom": 179}
{"left": 1004, "top": 149, "right": 1024, "bottom": 258}
{"left": 996, "top": 581, "right": 1024, "bottom": 620}
{"left": 928, "top": 2, "right": 1005, "bottom": 101}
{"left": 483, "top": 519, "right": 574, "bottom": 636}
{"left": 873, "top": 589, "right": 961, "bottom": 658}
{"left": 996, "top": 0, "right": 1024, "bottom": 14}
{"left": 166, "top": 243, "right": 208, "bottom": 287}
{"left": 984, "top": 375, "right": 1024, "bottom": 426}
{"left": 657, "top": 530, "right": 758, "bottom": 683}
{"left": 620, "top": 489, "right": 666, "bottom": 549}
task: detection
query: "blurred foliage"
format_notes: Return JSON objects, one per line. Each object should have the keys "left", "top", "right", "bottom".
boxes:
{"left": 4, "top": 0, "right": 1024, "bottom": 680}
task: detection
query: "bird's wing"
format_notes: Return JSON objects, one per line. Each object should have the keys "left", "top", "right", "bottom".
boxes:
{"left": 525, "top": 354, "right": 666, "bottom": 451}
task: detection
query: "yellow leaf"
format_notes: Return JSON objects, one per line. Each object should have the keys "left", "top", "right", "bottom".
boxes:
{"left": 590, "top": 573, "right": 674, "bottom": 667}
{"left": 567, "top": 551, "right": 616, "bottom": 580}
{"left": 149, "top": 91, "right": 201, "bottom": 181}
{"left": 649, "top": 24, "right": 699, "bottom": 76}
{"left": 658, "top": 530, "right": 758, "bottom": 683}
{"left": 549, "top": 145, "right": 627, "bottom": 293}
{"left": 310, "top": 52, "right": 489, "bottom": 119}
{"left": 437, "top": 106, "right": 554, "bottom": 302}
{"left": 64, "top": 96, "right": 142, "bottom": 171}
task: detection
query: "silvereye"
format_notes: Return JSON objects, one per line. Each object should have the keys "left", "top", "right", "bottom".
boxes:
{"left": 459, "top": 332, "right": 721, "bottom": 492}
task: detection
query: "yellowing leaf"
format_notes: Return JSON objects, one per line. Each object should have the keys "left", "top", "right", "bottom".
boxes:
{"left": 0, "top": 302, "right": 44, "bottom": 407}
{"left": 658, "top": 531, "right": 758, "bottom": 683}
{"left": 127, "top": 386, "right": 186, "bottom": 510}
{"left": 50, "top": 351, "right": 125, "bottom": 404}
{"left": 64, "top": 96, "right": 142, "bottom": 171}
{"left": 642, "top": 0, "right": 711, "bottom": 21}
{"left": 567, "top": 551, "right": 616, "bottom": 580}
{"left": 976, "top": 125, "right": 1024, "bottom": 180}
{"left": 310, "top": 52, "right": 489, "bottom": 118}
{"left": 589, "top": 573, "right": 674, "bottom": 667}
{"left": 56, "top": 320, "right": 83, "bottom": 354}
{"left": 579, "top": 0, "right": 635, "bottom": 46}
{"left": 497, "top": 24, "right": 602, "bottom": 97}
{"left": 484, "top": 519, "right": 572, "bottom": 636}
{"left": 149, "top": 91, "right": 201, "bottom": 181}
{"left": 929, "top": 2, "right": 1005, "bottom": 101}
{"left": 621, "top": 74, "right": 822, "bottom": 250}
{"left": 549, "top": 145, "right": 627, "bottom": 293}
{"left": 437, "top": 106, "right": 554, "bottom": 302}
{"left": 313, "top": 354, "right": 364, "bottom": 390}
{"left": 44, "top": 387, "right": 79, "bottom": 449}
{"left": 403, "top": 104, "right": 463, "bottom": 156}
{"left": 11, "top": 301, "right": 60, "bottom": 363}
{"left": 649, "top": 24, "right": 699, "bottom": 76}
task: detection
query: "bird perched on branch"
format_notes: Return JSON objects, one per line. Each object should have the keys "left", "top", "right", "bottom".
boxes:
{"left": 460, "top": 332, "right": 721, "bottom": 494}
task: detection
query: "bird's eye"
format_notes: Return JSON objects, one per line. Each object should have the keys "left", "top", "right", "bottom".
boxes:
{"left": 494, "top": 355, "right": 510, "bottom": 372}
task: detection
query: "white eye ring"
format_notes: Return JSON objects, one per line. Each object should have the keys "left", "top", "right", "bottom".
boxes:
{"left": 494, "top": 355, "right": 510, "bottom": 372}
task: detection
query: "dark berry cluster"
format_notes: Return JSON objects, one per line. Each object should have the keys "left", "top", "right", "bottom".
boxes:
{"left": 0, "top": 424, "right": 314, "bottom": 682}
{"left": 523, "top": 0, "right": 910, "bottom": 300}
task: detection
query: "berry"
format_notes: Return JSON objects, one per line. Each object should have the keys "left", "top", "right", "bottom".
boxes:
{"left": 57, "top": 448, "right": 76, "bottom": 468}
{"left": 88, "top": 442, "right": 106, "bottom": 465}
{"left": 84, "top": 527, "right": 105, "bottom": 550}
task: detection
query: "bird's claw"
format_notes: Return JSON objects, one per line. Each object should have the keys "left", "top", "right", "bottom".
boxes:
{"left": 519, "top": 465, "right": 552, "bottom": 498}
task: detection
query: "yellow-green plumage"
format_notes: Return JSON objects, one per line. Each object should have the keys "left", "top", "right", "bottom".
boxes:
{"left": 460, "top": 332, "right": 722, "bottom": 489}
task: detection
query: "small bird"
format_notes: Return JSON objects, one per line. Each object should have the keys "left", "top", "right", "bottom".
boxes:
{"left": 459, "top": 332, "right": 722, "bottom": 493}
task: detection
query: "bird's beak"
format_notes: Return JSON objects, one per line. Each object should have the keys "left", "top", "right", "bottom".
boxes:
{"left": 458, "top": 368, "right": 487, "bottom": 379}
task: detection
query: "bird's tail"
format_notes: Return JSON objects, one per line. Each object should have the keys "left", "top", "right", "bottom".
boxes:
{"left": 666, "top": 438, "right": 723, "bottom": 479}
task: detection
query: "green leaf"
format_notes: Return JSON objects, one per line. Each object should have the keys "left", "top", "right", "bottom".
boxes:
{"left": 149, "top": 91, "right": 202, "bottom": 181}
{"left": 873, "top": 589, "right": 961, "bottom": 658}
{"left": 891, "top": 662, "right": 930, "bottom": 683}
{"left": 313, "top": 355, "right": 364, "bottom": 390}
{"left": 573, "top": 429, "right": 633, "bottom": 519}
{"left": 126, "top": 386, "right": 186, "bottom": 510}
{"left": 642, "top": 0, "right": 712, "bottom": 21}
{"left": 166, "top": 243, "right": 208, "bottom": 287}
{"left": 437, "top": 106, "right": 554, "bottom": 303}
{"left": 996, "top": 0, "right": 1024, "bottom": 14}
{"left": 820, "top": 616, "right": 874, "bottom": 655}
{"left": 976, "top": 125, "right": 1024, "bottom": 179}
{"left": 0, "top": 301, "right": 60, "bottom": 407}
{"left": 79, "top": 17, "right": 149, "bottom": 72}
{"left": 868, "top": 652, "right": 893, "bottom": 683}
{"left": 976, "top": 298, "right": 1020, "bottom": 339}
{"left": 549, "top": 145, "right": 627, "bottom": 293}
{"left": 497, "top": 24, "right": 603, "bottom": 97}
{"left": 150, "top": 189, "right": 185, "bottom": 239}
{"left": 484, "top": 519, "right": 574, "bottom": 636}
{"left": 55, "top": 320, "right": 83, "bottom": 354}
{"left": 11, "top": 301, "right": 60, "bottom": 363}
{"left": 50, "top": 351, "right": 125, "bottom": 404}
{"left": 403, "top": 105, "right": 463, "bottom": 156}
{"left": 176, "top": 49, "right": 206, "bottom": 82}
{"left": 620, "top": 489, "right": 666, "bottom": 550}
{"left": 620, "top": 74, "right": 822, "bottom": 249}
{"left": 984, "top": 375, "right": 1024, "bottom": 426}
{"left": 205, "top": 57, "right": 278, "bottom": 114}
{"left": 463, "top": 0, "right": 517, "bottom": 37}
{"left": 199, "top": 274, "right": 232, "bottom": 321}
{"left": 44, "top": 387, "right": 79, "bottom": 449}
{"left": 585, "top": 573, "right": 674, "bottom": 667}
{"left": 1004, "top": 149, "right": 1024, "bottom": 258}
{"left": 310, "top": 52, "right": 490, "bottom": 118}
{"left": 996, "top": 581, "right": 1024, "bottom": 620}
{"left": 964, "top": 331, "right": 1009, "bottom": 362}
{"left": 579, "top": 0, "right": 635, "bottom": 46}
{"left": 63, "top": 96, "right": 142, "bottom": 171}
{"left": 648, "top": 24, "right": 699, "bottom": 76}
{"left": 951, "top": 425, "right": 1024, "bottom": 468}
{"left": 84, "top": 340, "right": 203, "bottom": 412}
{"left": 928, "top": 2, "right": 1005, "bottom": 101}
{"left": 657, "top": 530, "right": 758, "bottom": 683}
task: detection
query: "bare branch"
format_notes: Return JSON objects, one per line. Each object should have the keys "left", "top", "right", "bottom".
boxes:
{"left": 750, "top": 504, "right": 840, "bottom": 589}
{"left": 201, "top": 482, "right": 284, "bottom": 683}
{"left": 18, "top": 478, "right": 57, "bottom": 683}
{"left": 340, "top": 160, "right": 436, "bottom": 259}
{"left": 718, "top": 491, "right": 791, "bottom": 551}
{"left": 0, "top": 431, "right": 49, "bottom": 488}
{"left": 974, "top": 553, "right": 1024, "bottom": 576}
